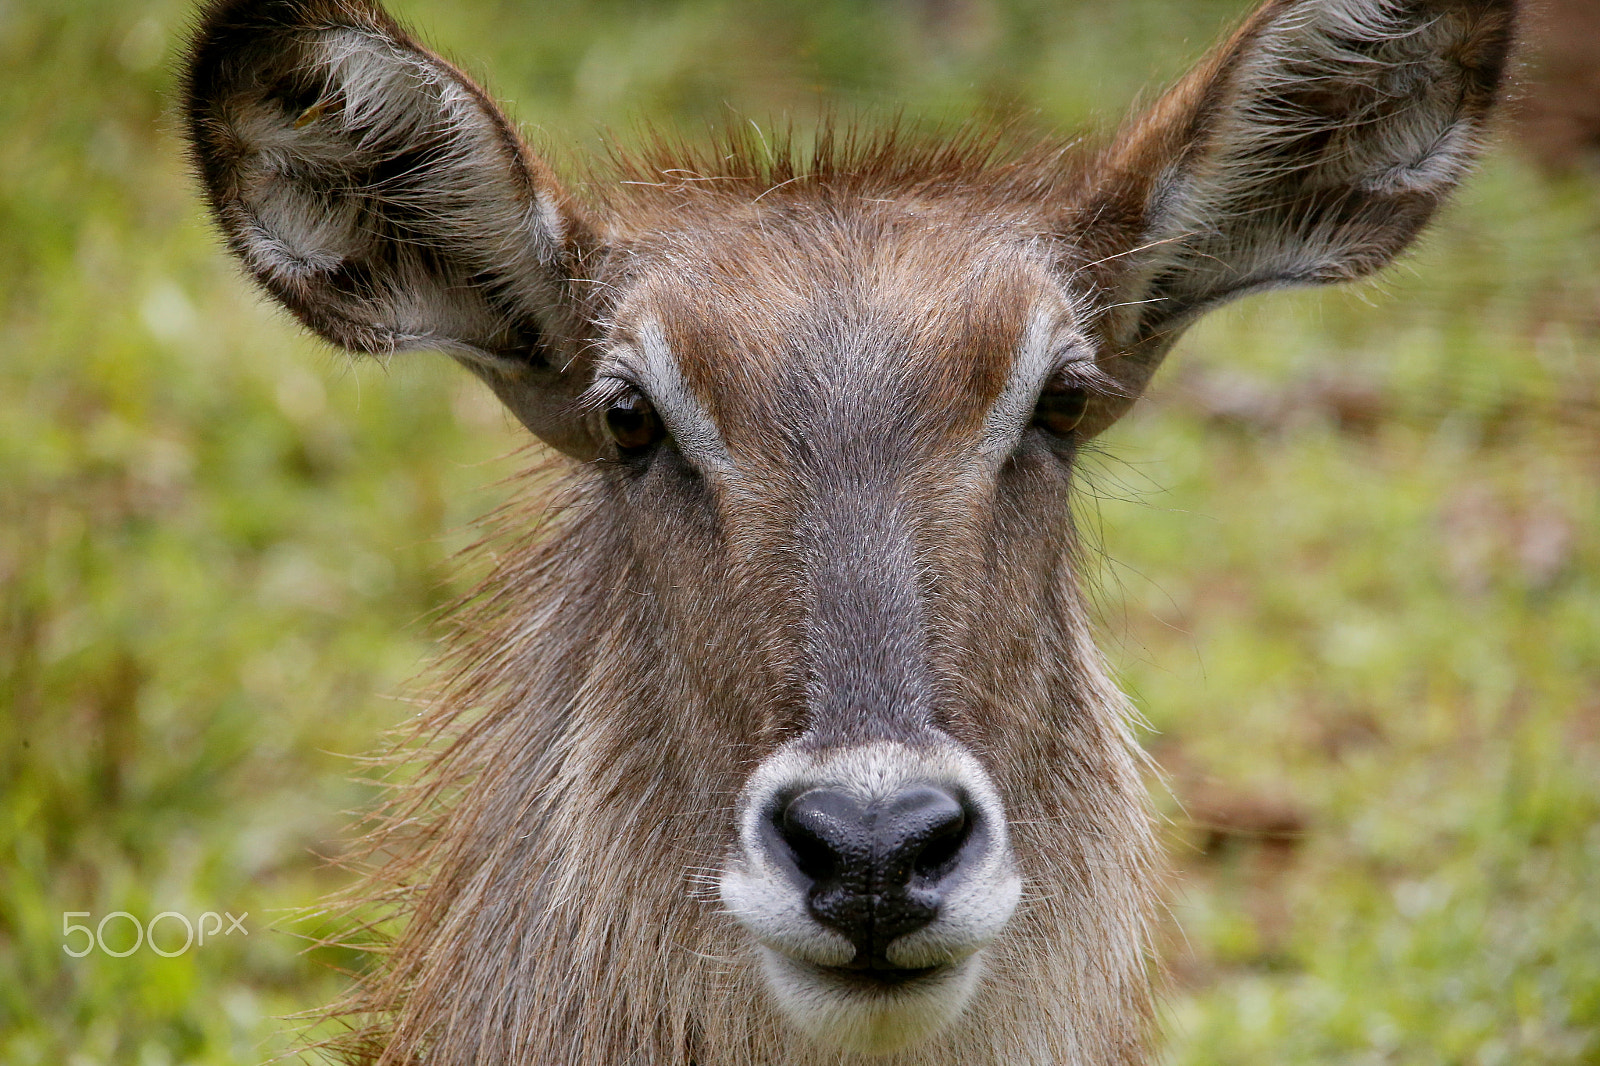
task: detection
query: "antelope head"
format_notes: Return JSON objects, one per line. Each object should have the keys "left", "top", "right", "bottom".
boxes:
{"left": 184, "top": 0, "right": 1513, "bottom": 1059}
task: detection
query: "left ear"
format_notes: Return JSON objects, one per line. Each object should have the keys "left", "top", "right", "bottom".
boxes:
{"left": 1069, "top": 0, "right": 1516, "bottom": 398}
{"left": 182, "top": 0, "right": 609, "bottom": 459}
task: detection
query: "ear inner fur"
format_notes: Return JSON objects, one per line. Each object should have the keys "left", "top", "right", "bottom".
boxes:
{"left": 182, "top": 0, "right": 606, "bottom": 457}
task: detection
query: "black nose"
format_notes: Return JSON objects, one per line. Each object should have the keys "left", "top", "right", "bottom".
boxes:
{"left": 773, "top": 785, "right": 975, "bottom": 969}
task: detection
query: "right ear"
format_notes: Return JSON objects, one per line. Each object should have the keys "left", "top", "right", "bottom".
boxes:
{"left": 182, "top": 0, "right": 605, "bottom": 459}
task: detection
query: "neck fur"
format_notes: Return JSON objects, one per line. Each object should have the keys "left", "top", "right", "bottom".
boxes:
{"left": 325, "top": 478, "right": 1159, "bottom": 1066}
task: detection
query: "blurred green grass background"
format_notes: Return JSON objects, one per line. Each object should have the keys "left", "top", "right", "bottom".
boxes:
{"left": 1, "top": 0, "right": 1597, "bottom": 1062}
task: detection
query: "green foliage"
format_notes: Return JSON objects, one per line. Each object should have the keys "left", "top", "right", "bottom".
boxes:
{"left": 1102, "top": 167, "right": 1600, "bottom": 1064}
{"left": 1, "top": 0, "right": 1595, "bottom": 1062}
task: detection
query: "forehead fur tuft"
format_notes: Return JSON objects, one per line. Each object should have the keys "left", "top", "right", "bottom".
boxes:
{"left": 582, "top": 117, "right": 1097, "bottom": 223}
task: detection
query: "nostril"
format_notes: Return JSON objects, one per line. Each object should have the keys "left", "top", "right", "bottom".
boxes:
{"left": 777, "top": 789, "right": 866, "bottom": 884}
{"left": 909, "top": 804, "right": 969, "bottom": 880}
{"left": 878, "top": 786, "right": 970, "bottom": 884}
{"left": 783, "top": 824, "right": 837, "bottom": 883}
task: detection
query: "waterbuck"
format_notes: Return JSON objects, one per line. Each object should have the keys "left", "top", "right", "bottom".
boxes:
{"left": 181, "top": 0, "right": 1515, "bottom": 1061}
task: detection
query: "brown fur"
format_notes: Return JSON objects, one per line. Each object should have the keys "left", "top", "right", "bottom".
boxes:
{"left": 179, "top": 1, "right": 1516, "bottom": 1062}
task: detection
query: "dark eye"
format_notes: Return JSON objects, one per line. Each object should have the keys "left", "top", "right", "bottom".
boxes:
{"left": 1032, "top": 378, "right": 1089, "bottom": 438}
{"left": 603, "top": 388, "right": 666, "bottom": 453}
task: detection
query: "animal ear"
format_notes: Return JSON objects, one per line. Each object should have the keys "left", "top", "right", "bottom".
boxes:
{"left": 182, "top": 0, "right": 605, "bottom": 458}
{"left": 1072, "top": 0, "right": 1515, "bottom": 380}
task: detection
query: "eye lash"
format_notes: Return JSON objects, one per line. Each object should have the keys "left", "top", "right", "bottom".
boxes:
{"left": 1044, "top": 355, "right": 1125, "bottom": 399}
{"left": 578, "top": 375, "right": 639, "bottom": 415}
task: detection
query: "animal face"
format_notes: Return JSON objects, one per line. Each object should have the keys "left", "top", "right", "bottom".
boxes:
{"left": 600, "top": 218, "right": 1091, "bottom": 1047}
{"left": 182, "top": 0, "right": 1513, "bottom": 1059}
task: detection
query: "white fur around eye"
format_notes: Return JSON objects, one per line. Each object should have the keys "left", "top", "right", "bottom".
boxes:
{"left": 591, "top": 319, "right": 738, "bottom": 479}
{"left": 979, "top": 305, "right": 1093, "bottom": 461}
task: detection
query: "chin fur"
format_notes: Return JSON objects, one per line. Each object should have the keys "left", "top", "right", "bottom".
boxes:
{"left": 758, "top": 948, "right": 985, "bottom": 1055}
